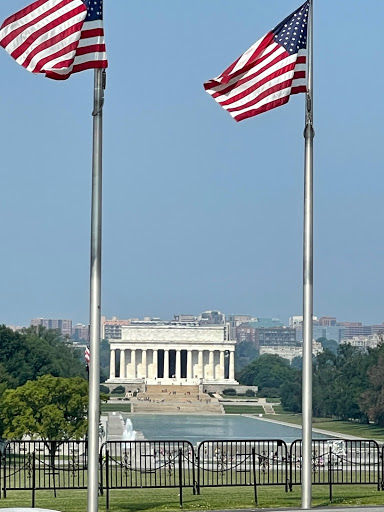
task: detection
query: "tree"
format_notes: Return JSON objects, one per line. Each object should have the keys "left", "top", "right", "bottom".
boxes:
{"left": 317, "top": 337, "right": 338, "bottom": 354}
{"left": 280, "top": 369, "right": 301, "bottom": 412}
{"left": 312, "top": 345, "right": 369, "bottom": 421}
{"left": 100, "top": 339, "right": 110, "bottom": 382}
{"left": 359, "top": 344, "right": 384, "bottom": 425}
{"left": 1, "top": 375, "right": 89, "bottom": 440}
{"left": 238, "top": 354, "right": 293, "bottom": 390}
{"left": 0, "top": 375, "right": 89, "bottom": 468}
{"left": 0, "top": 325, "right": 86, "bottom": 391}
{"left": 234, "top": 341, "right": 258, "bottom": 372}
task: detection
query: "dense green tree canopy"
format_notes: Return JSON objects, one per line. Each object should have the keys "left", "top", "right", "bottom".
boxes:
{"left": 317, "top": 337, "right": 338, "bottom": 354}
{"left": 234, "top": 341, "right": 258, "bottom": 372}
{"left": 0, "top": 325, "right": 86, "bottom": 390}
{"left": 1, "top": 375, "right": 88, "bottom": 440}
{"left": 237, "top": 342, "right": 384, "bottom": 426}
{"left": 238, "top": 354, "right": 293, "bottom": 390}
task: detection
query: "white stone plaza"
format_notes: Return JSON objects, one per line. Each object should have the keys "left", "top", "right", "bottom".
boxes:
{"left": 106, "top": 322, "right": 237, "bottom": 386}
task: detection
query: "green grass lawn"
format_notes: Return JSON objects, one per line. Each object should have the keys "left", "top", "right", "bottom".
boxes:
{"left": 101, "top": 403, "right": 131, "bottom": 413}
{"left": 221, "top": 395, "right": 259, "bottom": 400}
{"left": 2, "top": 484, "right": 384, "bottom": 511}
{"left": 265, "top": 411, "right": 384, "bottom": 440}
{"left": 223, "top": 405, "right": 265, "bottom": 414}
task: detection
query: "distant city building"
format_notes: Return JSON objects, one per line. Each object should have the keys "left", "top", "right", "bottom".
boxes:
{"left": 371, "top": 324, "right": 384, "bottom": 335}
{"left": 228, "top": 314, "right": 252, "bottom": 325}
{"left": 236, "top": 325, "right": 296, "bottom": 350}
{"left": 228, "top": 314, "right": 252, "bottom": 339}
{"left": 6, "top": 325, "right": 24, "bottom": 332}
{"left": 340, "top": 325, "right": 372, "bottom": 339}
{"left": 259, "top": 340, "right": 323, "bottom": 363}
{"left": 257, "top": 327, "right": 297, "bottom": 348}
{"left": 173, "top": 314, "right": 198, "bottom": 323}
{"left": 198, "top": 310, "right": 225, "bottom": 325}
{"left": 72, "top": 323, "right": 89, "bottom": 342}
{"left": 249, "top": 318, "right": 284, "bottom": 329}
{"left": 340, "top": 335, "right": 383, "bottom": 350}
{"left": 31, "top": 318, "right": 72, "bottom": 338}
{"left": 236, "top": 324, "right": 258, "bottom": 344}
{"left": 319, "top": 316, "right": 337, "bottom": 326}
{"left": 101, "top": 316, "right": 136, "bottom": 340}
{"left": 289, "top": 315, "right": 318, "bottom": 327}
{"left": 295, "top": 325, "right": 344, "bottom": 343}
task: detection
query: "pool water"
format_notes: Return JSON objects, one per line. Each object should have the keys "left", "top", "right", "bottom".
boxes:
{"left": 127, "top": 414, "right": 333, "bottom": 444}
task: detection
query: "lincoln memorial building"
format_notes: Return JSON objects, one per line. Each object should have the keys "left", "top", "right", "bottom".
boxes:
{"left": 106, "top": 322, "right": 238, "bottom": 386}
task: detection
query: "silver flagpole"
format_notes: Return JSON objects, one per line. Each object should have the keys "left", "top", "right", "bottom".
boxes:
{"left": 302, "top": 0, "right": 314, "bottom": 509}
{"left": 88, "top": 67, "right": 106, "bottom": 512}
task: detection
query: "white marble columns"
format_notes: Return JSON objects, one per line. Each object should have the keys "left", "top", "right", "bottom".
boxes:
{"left": 109, "top": 346, "right": 237, "bottom": 384}
{"left": 120, "top": 349, "right": 125, "bottom": 379}
{"left": 110, "top": 349, "right": 116, "bottom": 379}
{"left": 164, "top": 349, "right": 169, "bottom": 379}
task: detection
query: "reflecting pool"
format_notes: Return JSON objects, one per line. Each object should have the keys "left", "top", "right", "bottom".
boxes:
{"left": 127, "top": 414, "right": 333, "bottom": 444}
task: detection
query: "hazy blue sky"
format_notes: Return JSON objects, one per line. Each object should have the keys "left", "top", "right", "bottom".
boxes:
{"left": 0, "top": 0, "right": 383, "bottom": 327}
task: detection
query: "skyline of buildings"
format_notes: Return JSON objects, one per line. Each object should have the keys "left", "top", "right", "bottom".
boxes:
{"left": 4, "top": 310, "right": 384, "bottom": 367}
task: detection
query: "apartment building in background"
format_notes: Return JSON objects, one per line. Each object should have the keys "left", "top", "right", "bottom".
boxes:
{"left": 101, "top": 316, "right": 136, "bottom": 340}
{"left": 31, "top": 318, "right": 72, "bottom": 338}
{"left": 72, "top": 323, "right": 89, "bottom": 342}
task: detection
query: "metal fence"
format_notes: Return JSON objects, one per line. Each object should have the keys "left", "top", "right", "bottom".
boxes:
{"left": 196, "top": 439, "right": 288, "bottom": 503}
{"left": 0, "top": 440, "right": 88, "bottom": 507}
{"left": 289, "top": 439, "right": 381, "bottom": 501}
{"left": 100, "top": 440, "right": 196, "bottom": 508}
{"left": 1, "top": 438, "right": 383, "bottom": 508}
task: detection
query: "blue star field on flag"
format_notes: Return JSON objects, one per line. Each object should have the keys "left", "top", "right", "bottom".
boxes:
{"left": 273, "top": 1, "right": 309, "bottom": 55}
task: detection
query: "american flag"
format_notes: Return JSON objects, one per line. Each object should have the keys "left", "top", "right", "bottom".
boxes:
{"left": 0, "top": 0, "right": 107, "bottom": 80}
{"left": 85, "top": 343, "right": 90, "bottom": 365}
{"left": 204, "top": 1, "right": 309, "bottom": 122}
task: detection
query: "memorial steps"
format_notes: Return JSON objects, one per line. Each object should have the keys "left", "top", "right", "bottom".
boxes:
{"left": 132, "top": 384, "right": 223, "bottom": 414}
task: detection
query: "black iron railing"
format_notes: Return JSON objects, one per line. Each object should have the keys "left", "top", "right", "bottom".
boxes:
{"left": 1, "top": 438, "right": 383, "bottom": 509}
{"left": 289, "top": 439, "right": 381, "bottom": 501}
{"left": 1, "top": 440, "right": 88, "bottom": 507}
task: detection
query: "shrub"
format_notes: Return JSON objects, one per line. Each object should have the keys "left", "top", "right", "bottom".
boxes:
{"left": 245, "top": 389, "right": 256, "bottom": 397}
{"left": 258, "top": 387, "right": 280, "bottom": 398}
{"left": 222, "top": 388, "right": 237, "bottom": 396}
{"left": 100, "top": 385, "right": 109, "bottom": 394}
{"left": 112, "top": 385, "right": 125, "bottom": 394}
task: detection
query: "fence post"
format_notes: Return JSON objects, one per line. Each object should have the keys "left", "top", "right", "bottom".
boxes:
{"left": 381, "top": 445, "right": 384, "bottom": 491}
{"left": 252, "top": 447, "right": 258, "bottom": 505}
{"left": 32, "top": 452, "right": 36, "bottom": 509}
{"left": 0, "top": 448, "right": 2, "bottom": 499}
{"left": 289, "top": 442, "right": 294, "bottom": 492}
{"left": 191, "top": 445, "right": 197, "bottom": 496}
{"left": 328, "top": 446, "right": 332, "bottom": 503}
{"left": 178, "top": 448, "right": 183, "bottom": 508}
{"left": 105, "top": 449, "right": 110, "bottom": 511}
{"left": 99, "top": 446, "right": 104, "bottom": 496}
{"left": 196, "top": 444, "right": 201, "bottom": 495}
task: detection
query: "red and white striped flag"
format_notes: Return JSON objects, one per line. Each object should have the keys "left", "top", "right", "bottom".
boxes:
{"left": 85, "top": 343, "right": 90, "bottom": 365}
{"left": 0, "top": 0, "right": 107, "bottom": 80}
{"left": 204, "top": 1, "right": 309, "bottom": 122}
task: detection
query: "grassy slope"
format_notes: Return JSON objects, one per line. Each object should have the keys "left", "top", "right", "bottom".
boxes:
{"left": 265, "top": 412, "right": 384, "bottom": 440}
{"left": 101, "top": 403, "right": 131, "bottom": 413}
{"left": 223, "top": 405, "right": 265, "bottom": 414}
{"left": 2, "top": 485, "right": 384, "bottom": 511}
